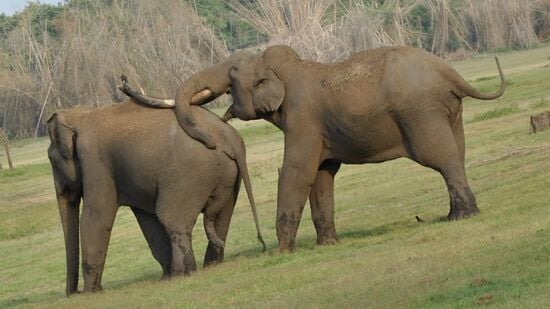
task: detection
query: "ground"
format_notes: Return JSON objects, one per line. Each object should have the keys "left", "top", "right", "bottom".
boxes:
{"left": 1, "top": 46, "right": 549, "bottom": 308}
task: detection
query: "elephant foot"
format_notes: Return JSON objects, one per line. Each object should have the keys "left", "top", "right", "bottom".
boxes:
{"left": 447, "top": 205, "right": 480, "bottom": 220}
{"left": 169, "top": 269, "right": 195, "bottom": 278}
{"left": 447, "top": 185, "right": 479, "bottom": 220}
{"left": 83, "top": 285, "right": 102, "bottom": 293}
{"left": 203, "top": 260, "right": 219, "bottom": 268}
{"left": 275, "top": 246, "right": 295, "bottom": 254}
{"left": 316, "top": 236, "right": 339, "bottom": 246}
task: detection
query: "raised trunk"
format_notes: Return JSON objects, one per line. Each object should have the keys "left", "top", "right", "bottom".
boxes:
{"left": 56, "top": 190, "right": 81, "bottom": 296}
{"left": 120, "top": 51, "right": 256, "bottom": 148}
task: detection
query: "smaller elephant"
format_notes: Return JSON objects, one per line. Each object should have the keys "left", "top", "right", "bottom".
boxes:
{"left": 47, "top": 100, "right": 265, "bottom": 296}
{"left": 530, "top": 111, "right": 550, "bottom": 134}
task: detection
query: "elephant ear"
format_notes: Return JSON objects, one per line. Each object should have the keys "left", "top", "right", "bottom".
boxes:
{"left": 47, "top": 113, "right": 76, "bottom": 160}
{"left": 252, "top": 68, "right": 285, "bottom": 114}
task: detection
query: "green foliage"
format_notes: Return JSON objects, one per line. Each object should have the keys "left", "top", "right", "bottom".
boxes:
{"left": 531, "top": 97, "right": 549, "bottom": 109}
{"left": 190, "top": 0, "right": 266, "bottom": 50}
{"left": 19, "top": 2, "right": 64, "bottom": 42}
{"left": 0, "top": 13, "right": 18, "bottom": 42}
{"left": 0, "top": 163, "right": 51, "bottom": 180}
{"left": 0, "top": 163, "right": 56, "bottom": 240}
{"left": 469, "top": 104, "right": 521, "bottom": 123}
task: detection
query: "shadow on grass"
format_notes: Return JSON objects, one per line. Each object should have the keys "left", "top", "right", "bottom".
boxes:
{"left": 338, "top": 219, "right": 424, "bottom": 240}
{"left": 103, "top": 271, "right": 163, "bottom": 290}
{"left": 230, "top": 215, "right": 450, "bottom": 258}
{"left": 0, "top": 290, "right": 61, "bottom": 308}
{"left": 0, "top": 272, "right": 163, "bottom": 307}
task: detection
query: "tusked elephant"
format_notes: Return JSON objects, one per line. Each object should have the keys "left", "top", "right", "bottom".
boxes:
{"left": 123, "top": 45, "right": 506, "bottom": 252}
{"left": 47, "top": 98, "right": 265, "bottom": 295}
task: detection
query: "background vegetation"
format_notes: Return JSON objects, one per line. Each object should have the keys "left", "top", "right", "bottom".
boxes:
{"left": 0, "top": 0, "right": 549, "bottom": 138}
{"left": 1, "top": 46, "right": 549, "bottom": 307}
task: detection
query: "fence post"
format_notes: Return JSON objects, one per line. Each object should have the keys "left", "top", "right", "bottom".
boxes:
{"left": 0, "top": 129, "right": 14, "bottom": 170}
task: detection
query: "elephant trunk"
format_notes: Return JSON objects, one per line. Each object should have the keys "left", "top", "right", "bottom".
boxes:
{"left": 56, "top": 189, "right": 81, "bottom": 296}
{"left": 119, "top": 51, "right": 256, "bottom": 148}
{"left": 172, "top": 72, "right": 227, "bottom": 149}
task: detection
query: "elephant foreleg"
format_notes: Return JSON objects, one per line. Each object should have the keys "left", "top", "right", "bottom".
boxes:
{"left": 309, "top": 161, "right": 341, "bottom": 245}
{"left": 277, "top": 136, "right": 323, "bottom": 252}
{"left": 80, "top": 198, "right": 117, "bottom": 293}
{"left": 131, "top": 208, "right": 172, "bottom": 278}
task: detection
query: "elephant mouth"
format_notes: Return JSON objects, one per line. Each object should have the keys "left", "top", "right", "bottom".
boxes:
{"left": 222, "top": 107, "right": 233, "bottom": 122}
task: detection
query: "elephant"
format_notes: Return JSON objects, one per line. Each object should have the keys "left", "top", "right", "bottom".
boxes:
{"left": 47, "top": 100, "right": 265, "bottom": 295}
{"left": 122, "top": 45, "right": 506, "bottom": 252}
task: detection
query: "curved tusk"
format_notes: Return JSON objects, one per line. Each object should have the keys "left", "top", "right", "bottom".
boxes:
{"left": 190, "top": 89, "right": 213, "bottom": 105}
{"left": 155, "top": 99, "right": 175, "bottom": 106}
{"left": 119, "top": 82, "right": 175, "bottom": 108}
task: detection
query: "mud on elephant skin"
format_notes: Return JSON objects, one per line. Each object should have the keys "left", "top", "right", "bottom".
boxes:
{"left": 128, "top": 45, "right": 506, "bottom": 252}
{"left": 47, "top": 101, "right": 264, "bottom": 295}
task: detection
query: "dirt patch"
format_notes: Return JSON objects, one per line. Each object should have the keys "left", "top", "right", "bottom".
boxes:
{"left": 467, "top": 144, "right": 550, "bottom": 168}
{"left": 476, "top": 293, "right": 493, "bottom": 305}
{"left": 471, "top": 277, "right": 488, "bottom": 287}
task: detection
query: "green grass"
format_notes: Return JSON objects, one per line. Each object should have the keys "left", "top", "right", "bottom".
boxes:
{"left": 468, "top": 103, "right": 521, "bottom": 123}
{"left": 1, "top": 47, "right": 550, "bottom": 308}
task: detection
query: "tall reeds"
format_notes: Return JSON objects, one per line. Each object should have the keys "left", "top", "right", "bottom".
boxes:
{"left": 0, "top": 0, "right": 227, "bottom": 138}
{"left": 1, "top": 0, "right": 548, "bottom": 137}
{"left": 227, "top": 0, "right": 546, "bottom": 61}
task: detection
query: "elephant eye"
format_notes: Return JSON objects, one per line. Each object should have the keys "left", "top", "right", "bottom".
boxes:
{"left": 254, "top": 79, "right": 267, "bottom": 88}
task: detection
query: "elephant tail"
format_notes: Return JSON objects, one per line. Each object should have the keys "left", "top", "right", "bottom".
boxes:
{"left": 56, "top": 189, "right": 82, "bottom": 296}
{"left": 451, "top": 56, "right": 506, "bottom": 100}
{"left": 203, "top": 215, "right": 225, "bottom": 249}
{"left": 228, "top": 147, "right": 267, "bottom": 252}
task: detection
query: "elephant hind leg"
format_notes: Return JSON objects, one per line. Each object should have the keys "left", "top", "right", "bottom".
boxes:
{"left": 401, "top": 113, "right": 479, "bottom": 219}
{"left": 131, "top": 208, "right": 172, "bottom": 278}
{"left": 309, "top": 160, "right": 341, "bottom": 245}
{"left": 203, "top": 183, "right": 238, "bottom": 267}
{"left": 156, "top": 193, "right": 207, "bottom": 277}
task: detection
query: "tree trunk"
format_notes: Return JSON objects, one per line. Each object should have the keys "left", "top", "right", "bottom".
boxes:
{"left": 0, "top": 130, "right": 13, "bottom": 170}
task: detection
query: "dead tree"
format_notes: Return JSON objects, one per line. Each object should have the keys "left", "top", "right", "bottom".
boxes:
{"left": 530, "top": 111, "right": 550, "bottom": 134}
{"left": 0, "top": 129, "right": 14, "bottom": 170}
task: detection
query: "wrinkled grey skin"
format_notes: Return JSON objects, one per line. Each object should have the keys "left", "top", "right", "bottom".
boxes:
{"left": 47, "top": 101, "right": 264, "bottom": 296}
{"left": 128, "top": 45, "right": 506, "bottom": 253}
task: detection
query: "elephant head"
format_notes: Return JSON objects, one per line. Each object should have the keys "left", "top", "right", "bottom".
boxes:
{"left": 122, "top": 46, "right": 298, "bottom": 144}
{"left": 121, "top": 51, "right": 257, "bottom": 149}
{"left": 47, "top": 112, "right": 83, "bottom": 296}
{"left": 223, "top": 46, "right": 297, "bottom": 122}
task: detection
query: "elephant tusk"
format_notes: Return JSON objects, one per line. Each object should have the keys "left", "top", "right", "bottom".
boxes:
{"left": 190, "top": 89, "right": 213, "bottom": 105}
{"left": 156, "top": 99, "right": 175, "bottom": 106}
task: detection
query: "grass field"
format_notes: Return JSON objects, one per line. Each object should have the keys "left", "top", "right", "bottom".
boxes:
{"left": 1, "top": 46, "right": 550, "bottom": 308}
